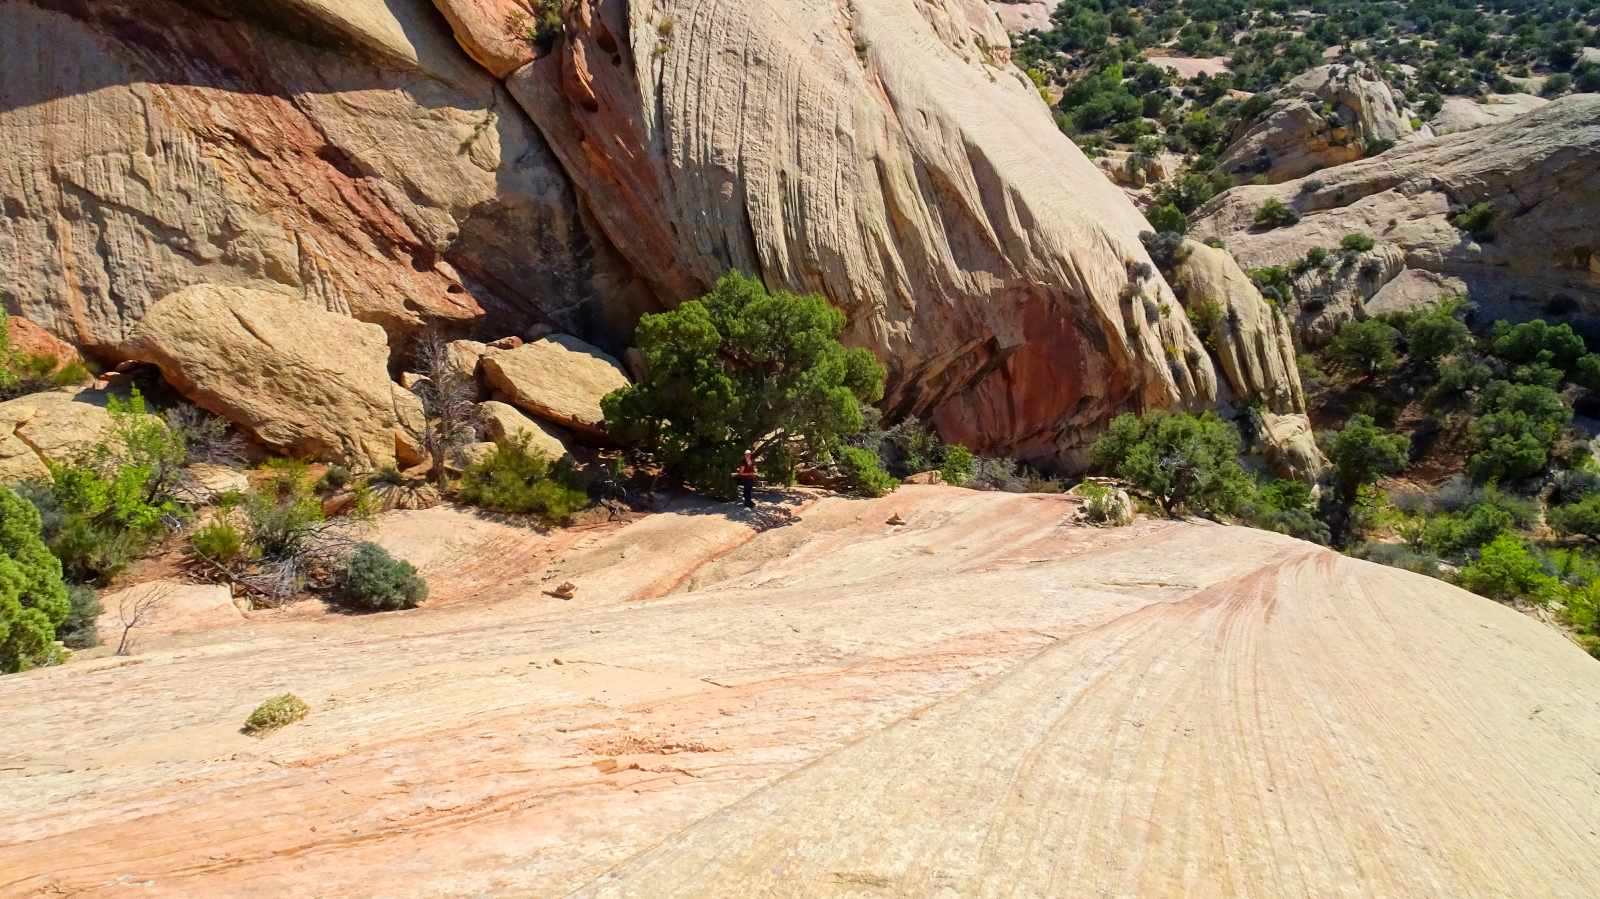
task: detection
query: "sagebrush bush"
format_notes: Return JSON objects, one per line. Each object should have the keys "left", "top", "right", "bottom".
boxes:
{"left": 335, "top": 543, "right": 428, "bottom": 612}
{"left": 457, "top": 434, "right": 589, "bottom": 524}
{"left": 970, "top": 456, "right": 1023, "bottom": 492}
{"left": 190, "top": 520, "right": 250, "bottom": 565}
{"left": 1354, "top": 542, "right": 1443, "bottom": 578}
{"left": 244, "top": 693, "right": 309, "bottom": 734}
{"left": 838, "top": 447, "right": 898, "bottom": 497}
{"left": 1253, "top": 198, "right": 1300, "bottom": 229}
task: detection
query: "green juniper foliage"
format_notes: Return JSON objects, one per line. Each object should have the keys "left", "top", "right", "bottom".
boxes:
{"left": 0, "top": 486, "right": 71, "bottom": 672}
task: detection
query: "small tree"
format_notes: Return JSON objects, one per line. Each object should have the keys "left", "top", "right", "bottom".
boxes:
{"left": 1090, "top": 411, "right": 1251, "bottom": 518}
{"left": 1550, "top": 495, "right": 1600, "bottom": 545}
{"left": 1339, "top": 232, "right": 1376, "bottom": 253}
{"left": 1459, "top": 534, "right": 1556, "bottom": 603}
{"left": 113, "top": 584, "right": 168, "bottom": 656}
{"left": 1328, "top": 318, "right": 1401, "bottom": 376}
{"left": 1324, "top": 414, "right": 1409, "bottom": 502}
{"left": 1490, "top": 319, "right": 1585, "bottom": 374}
{"left": 408, "top": 333, "right": 477, "bottom": 486}
{"left": 1147, "top": 203, "right": 1188, "bottom": 235}
{"left": 602, "top": 272, "right": 885, "bottom": 497}
{"left": 1403, "top": 300, "right": 1471, "bottom": 366}
{"left": 1253, "top": 198, "right": 1300, "bottom": 229}
{"left": 1467, "top": 380, "right": 1570, "bottom": 482}
{"left": 0, "top": 486, "right": 71, "bottom": 673}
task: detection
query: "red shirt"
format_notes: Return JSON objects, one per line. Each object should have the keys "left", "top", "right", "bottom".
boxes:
{"left": 736, "top": 461, "right": 757, "bottom": 480}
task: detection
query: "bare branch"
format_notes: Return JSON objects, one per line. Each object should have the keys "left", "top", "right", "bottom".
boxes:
{"left": 115, "top": 584, "right": 172, "bottom": 656}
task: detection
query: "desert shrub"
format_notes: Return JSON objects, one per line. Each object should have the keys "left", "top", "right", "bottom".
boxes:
{"left": 315, "top": 465, "right": 351, "bottom": 493}
{"left": 1089, "top": 411, "right": 1250, "bottom": 517}
{"left": 838, "top": 446, "right": 899, "bottom": 498}
{"left": 1551, "top": 469, "right": 1600, "bottom": 505}
{"left": 1550, "top": 495, "right": 1600, "bottom": 545}
{"left": 939, "top": 444, "right": 976, "bottom": 487}
{"left": 1339, "top": 232, "right": 1376, "bottom": 253}
{"left": 1253, "top": 198, "right": 1300, "bottom": 229}
{"left": 1467, "top": 380, "right": 1570, "bottom": 482}
{"left": 970, "top": 457, "right": 1023, "bottom": 492}
{"left": 1239, "top": 478, "right": 1330, "bottom": 544}
{"left": 1489, "top": 319, "right": 1585, "bottom": 375}
{"left": 1147, "top": 203, "right": 1188, "bottom": 235}
{"left": 602, "top": 272, "right": 884, "bottom": 497}
{"left": 1186, "top": 298, "right": 1226, "bottom": 349}
{"left": 1353, "top": 542, "right": 1442, "bottom": 578}
{"left": 1450, "top": 202, "right": 1497, "bottom": 241}
{"left": 55, "top": 584, "right": 101, "bottom": 650}
{"left": 1138, "top": 230, "right": 1189, "bottom": 273}
{"left": 1296, "top": 352, "right": 1326, "bottom": 390}
{"left": 1328, "top": 319, "right": 1400, "bottom": 376}
{"left": 458, "top": 434, "right": 589, "bottom": 524}
{"left": 1323, "top": 414, "right": 1409, "bottom": 502}
{"left": 335, "top": 543, "right": 427, "bottom": 612}
{"left": 1459, "top": 534, "right": 1558, "bottom": 603}
{"left": 1403, "top": 300, "right": 1472, "bottom": 365}
{"left": 877, "top": 418, "right": 942, "bottom": 477}
{"left": 0, "top": 486, "right": 71, "bottom": 673}
{"left": 1247, "top": 266, "right": 1294, "bottom": 306}
{"left": 190, "top": 520, "right": 251, "bottom": 565}
{"left": 244, "top": 693, "right": 309, "bottom": 735}
{"left": 0, "top": 310, "right": 93, "bottom": 401}
{"left": 1305, "top": 246, "right": 1330, "bottom": 268}
{"left": 1422, "top": 503, "right": 1515, "bottom": 557}
{"left": 1076, "top": 482, "right": 1128, "bottom": 526}
{"left": 1301, "top": 178, "right": 1326, "bottom": 193}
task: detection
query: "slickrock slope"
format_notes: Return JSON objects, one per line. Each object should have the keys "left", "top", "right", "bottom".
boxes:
{"left": 3, "top": 486, "right": 1598, "bottom": 896}
{"left": 1195, "top": 95, "right": 1600, "bottom": 327}
{"left": 506, "top": 0, "right": 1215, "bottom": 463}
{"left": 0, "top": 0, "right": 623, "bottom": 356}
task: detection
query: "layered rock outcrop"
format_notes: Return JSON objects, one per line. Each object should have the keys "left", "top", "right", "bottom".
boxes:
{"left": 1427, "top": 93, "right": 1547, "bottom": 137}
{"left": 0, "top": 0, "right": 626, "bottom": 358}
{"left": 1195, "top": 96, "right": 1600, "bottom": 335}
{"left": 502, "top": 0, "right": 1215, "bottom": 463}
{"left": 1217, "top": 64, "right": 1413, "bottom": 183}
{"left": 128, "top": 285, "right": 421, "bottom": 468}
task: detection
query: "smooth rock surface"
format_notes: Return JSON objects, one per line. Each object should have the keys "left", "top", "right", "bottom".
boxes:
{"left": 507, "top": 0, "right": 1215, "bottom": 464}
{"left": 1428, "top": 93, "right": 1548, "bottom": 136}
{"left": 479, "top": 335, "right": 628, "bottom": 437}
{"left": 128, "top": 285, "right": 416, "bottom": 468}
{"left": 94, "top": 581, "right": 243, "bottom": 648}
{"left": 0, "top": 388, "right": 117, "bottom": 482}
{"left": 2, "top": 487, "right": 1596, "bottom": 895}
{"left": 476, "top": 400, "right": 571, "bottom": 459}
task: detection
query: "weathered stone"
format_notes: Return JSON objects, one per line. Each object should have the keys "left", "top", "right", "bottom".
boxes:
{"left": 127, "top": 285, "right": 416, "bottom": 468}
{"left": 479, "top": 335, "right": 629, "bottom": 437}
{"left": 0, "top": 0, "right": 620, "bottom": 357}
{"left": 430, "top": 0, "right": 538, "bottom": 78}
{"left": 180, "top": 463, "right": 251, "bottom": 504}
{"left": 1195, "top": 96, "right": 1600, "bottom": 327}
{"left": 1170, "top": 241, "right": 1305, "bottom": 415}
{"left": 1217, "top": 63, "right": 1413, "bottom": 183}
{"left": 476, "top": 400, "right": 571, "bottom": 460}
{"left": 1260, "top": 411, "right": 1328, "bottom": 482}
{"left": 1428, "top": 94, "right": 1548, "bottom": 137}
{"left": 0, "top": 388, "right": 118, "bottom": 482}
{"left": 506, "top": 0, "right": 1215, "bottom": 465}
{"left": 96, "top": 580, "right": 243, "bottom": 645}
{"left": 6, "top": 317, "right": 89, "bottom": 381}
{"left": 988, "top": 0, "right": 1052, "bottom": 33}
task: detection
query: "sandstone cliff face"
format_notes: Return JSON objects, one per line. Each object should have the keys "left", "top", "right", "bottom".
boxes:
{"left": 0, "top": 0, "right": 624, "bottom": 359}
{"left": 1217, "top": 64, "right": 1413, "bottom": 184}
{"left": 502, "top": 0, "right": 1215, "bottom": 463}
{"left": 1170, "top": 241, "right": 1305, "bottom": 415}
{"left": 1195, "top": 96, "right": 1600, "bottom": 334}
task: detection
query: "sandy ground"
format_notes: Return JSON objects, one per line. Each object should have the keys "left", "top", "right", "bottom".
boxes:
{"left": 2, "top": 486, "right": 1598, "bottom": 896}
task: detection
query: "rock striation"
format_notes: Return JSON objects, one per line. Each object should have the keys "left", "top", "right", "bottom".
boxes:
{"left": 503, "top": 0, "right": 1215, "bottom": 463}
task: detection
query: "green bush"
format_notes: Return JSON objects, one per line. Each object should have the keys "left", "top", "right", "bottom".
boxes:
{"left": 1324, "top": 414, "right": 1409, "bottom": 501}
{"left": 1421, "top": 503, "right": 1515, "bottom": 557}
{"left": 1147, "top": 203, "right": 1188, "bottom": 235}
{"left": 838, "top": 446, "right": 898, "bottom": 498}
{"left": 0, "top": 486, "right": 72, "bottom": 673}
{"left": 1253, "top": 198, "right": 1300, "bottom": 229}
{"left": 1239, "top": 479, "right": 1330, "bottom": 544}
{"left": 1186, "top": 298, "right": 1225, "bottom": 349}
{"left": 335, "top": 543, "right": 428, "bottom": 612}
{"left": 458, "top": 434, "right": 590, "bottom": 524}
{"left": 1354, "top": 542, "right": 1442, "bottom": 578}
{"left": 190, "top": 520, "right": 250, "bottom": 565}
{"left": 315, "top": 465, "right": 351, "bottom": 493}
{"left": 970, "top": 457, "right": 1023, "bottom": 492}
{"left": 1467, "top": 380, "right": 1570, "bottom": 482}
{"left": 244, "top": 693, "right": 309, "bottom": 735}
{"left": 1328, "top": 319, "right": 1401, "bottom": 376}
{"left": 1550, "top": 495, "right": 1600, "bottom": 545}
{"left": 1458, "top": 534, "right": 1557, "bottom": 603}
{"left": 0, "top": 310, "right": 93, "bottom": 401}
{"left": 1450, "top": 202, "right": 1496, "bottom": 241}
{"left": 1090, "top": 411, "right": 1250, "bottom": 518}
{"left": 56, "top": 584, "right": 101, "bottom": 650}
{"left": 1402, "top": 301, "right": 1471, "bottom": 365}
{"left": 1339, "top": 232, "right": 1376, "bottom": 253}
{"left": 1489, "top": 319, "right": 1585, "bottom": 375}
{"left": 602, "top": 272, "right": 884, "bottom": 497}
{"left": 939, "top": 444, "right": 976, "bottom": 487}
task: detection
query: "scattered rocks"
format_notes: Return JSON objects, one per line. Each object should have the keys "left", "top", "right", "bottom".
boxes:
{"left": 479, "top": 335, "right": 630, "bottom": 438}
{"left": 548, "top": 582, "right": 578, "bottom": 600}
{"left": 886, "top": 513, "right": 906, "bottom": 526}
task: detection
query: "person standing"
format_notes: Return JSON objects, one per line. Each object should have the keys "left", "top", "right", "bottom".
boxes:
{"left": 734, "top": 450, "right": 758, "bottom": 509}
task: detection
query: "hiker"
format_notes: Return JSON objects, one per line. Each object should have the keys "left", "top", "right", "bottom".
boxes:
{"left": 734, "top": 450, "right": 758, "bottom": 509}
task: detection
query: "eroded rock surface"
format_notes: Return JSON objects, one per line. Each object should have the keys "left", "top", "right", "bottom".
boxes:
{"left": 476, "top": 399, "right": 571, "bottom": 459}
{"left": 0, "top": 0, "right": 618, "bottom": 357}
{"left": 1196, "top": 96, "right": 1600, "bottom": 330}
{"left": 2, "top": 487, "right": 1597, "bottom": 895}
{"left": 128, "top": 285, "right": 418, "bottom": 468}
{"left": 505, "top": 0, "right": 1215, "bottom": 464}
{"left": 0, "top": 388, "right": 117, "bottom": 482}
{"left": 1217, "top": 63, "right": 1413, "bottom": 183}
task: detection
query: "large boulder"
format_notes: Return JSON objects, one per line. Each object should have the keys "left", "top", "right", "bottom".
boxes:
{"left": 476, "top": 400, "right": 571, "bottom": 460}
{"left": 0, "top": 388, "right": 118, "bottom": 482}
{"left": 127, "top": 285, "right": 418, "bottom": 468}
{"left": 479, "top": 335, "right": 629, "bottom": 437}
{"left": 502, "top": 0, "right": 1215, "bottom": 465}
{"left": 1260, "top": 411, "right": 1328, "bottom": 482}
{"left": 1217, "top": 63, "right": 1413, "bottom": 183}
{"left": 1169, "top": 241, "right": 1305, "bottom": 414}
{"left": 428, "top": 0, "right": 537, "bottom": 78}
{"left": 0, "top": 0, "right": 625, "bottom": 357}
{"left": 1194, "top": 96, "right": 1600, "bottom": 330}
